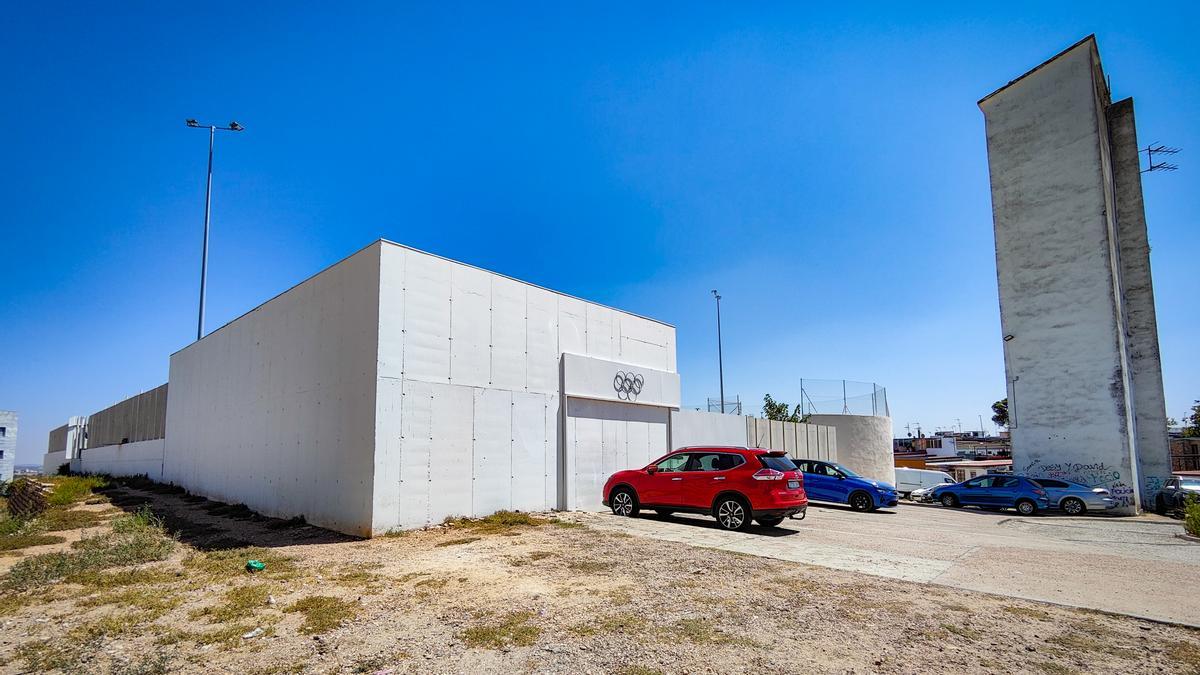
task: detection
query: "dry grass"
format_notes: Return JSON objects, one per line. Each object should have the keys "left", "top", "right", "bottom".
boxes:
{"left": 435, "top": 536, "right": 481, "bottom": 547}
{"left": 182, "top": 546, "right": 299, "bottom": 581}
{"left": 0, "top": 532, "right": 65, "bottom": 551}
{"left": 443, "top": 510, "right": 552, "bottom": 534}
{"left": 284, "top": 596, "right": 358, "bottom": 634}
{"left": 190, "top": 583, "right": 274, "bottom": 623}
{"left": 5, "top": 507, "right": 175, "bottom": 590}
{"left": 570, "top": 613, "right": 646, "bottom": 636}
{"left": 81, "top": 586, "right": 183, "bottom": 620}
{"left": 1004, "top": 604, "right": 1051, "bottom": 620}
{"left": 40, "top": 507, "right": 107, "bottom": 531}
{"left": 45, "top": 475, "right": 109, "bottom": 506}
{"left": 461, "top": 611, "right": 541, "bottom": 649}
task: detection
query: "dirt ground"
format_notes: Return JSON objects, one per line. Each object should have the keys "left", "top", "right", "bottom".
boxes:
{"left": 2, "top": 481, "right": 1199, "bottom": 674}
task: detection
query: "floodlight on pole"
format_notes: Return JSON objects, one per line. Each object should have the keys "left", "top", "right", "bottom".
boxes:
{"left": 712, "top": 290, "right": 725, "bottom": 413}
{"left": 186, "top": 118, "right": 245, "bottom": 341}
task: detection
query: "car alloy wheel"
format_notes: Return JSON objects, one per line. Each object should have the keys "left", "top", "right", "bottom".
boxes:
{"left": 612, "top": 490, "right": 635, "bottom": 516}
{"left": 1016, "top": 499, "right": 1036, "bottom": 516}
{"left": 716, "top": 499, "right": 746, "bottom": 530}
{"left": 941, "top": 494, "right": 958, "bottom": 508}
{"left": 850, "top": 492, "right": 873, "bottom": 512}
{"left": 1062, "top": 497, "right": 1085, "bottom": 515}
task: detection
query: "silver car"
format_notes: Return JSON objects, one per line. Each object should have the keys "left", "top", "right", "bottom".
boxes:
{"left": 1030, "top": 478, "right": 1116, "bottom": 515}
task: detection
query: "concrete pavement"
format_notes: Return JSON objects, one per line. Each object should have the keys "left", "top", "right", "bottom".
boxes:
{"left": 569, "top": 502, "right": 1200, "bottom": 626}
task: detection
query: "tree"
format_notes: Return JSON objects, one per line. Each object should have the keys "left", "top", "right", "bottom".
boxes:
{"left": 1184, "top": 401, "right": 1200, "bottom": 438}
{"left": 991, "top": 398, "right": 1009, "bottom": 428}
{"left": 762, "top": 394, "right": 808, "bottom": 423}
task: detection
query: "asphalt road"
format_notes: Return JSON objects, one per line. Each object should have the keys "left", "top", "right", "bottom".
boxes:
{"left": 573, "top": 501, "right": 1199, "bottom": 626}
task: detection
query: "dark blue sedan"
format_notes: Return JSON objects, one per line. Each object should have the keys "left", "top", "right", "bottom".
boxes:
{"left": 931, "top": 474, "right": 1050, "bottom": 515}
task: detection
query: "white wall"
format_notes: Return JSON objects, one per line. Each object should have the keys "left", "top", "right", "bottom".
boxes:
{"left": 164, "top": 244, "right": 382, "bottom": 536}
{"left": 746, "top": 417, "right": 838, "bottom": 462}
{"left": 371, "top": 242, "right": 677, "bottom": 531}
{"left": 670, "top": 410, "right": 747, "bottom": 450}
{"left": 807, "top": 414, "right": 895, "bottom": 485}
{"left": 42, "top": 450, "right": 67, "bottom": 475}
{"left": 80, "top": 439, "right": 165, "bottom": 480}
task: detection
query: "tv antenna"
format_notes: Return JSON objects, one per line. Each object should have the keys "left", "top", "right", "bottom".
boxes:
{"left": 1142, "top": 143, "right": 1180, "bottom": 173}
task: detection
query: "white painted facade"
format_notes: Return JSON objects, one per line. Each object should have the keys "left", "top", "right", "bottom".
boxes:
{"left": 980, "top": 37, "right": 1171, "bottom": 513}
{"left": 164, "top": 240, "right": 678, "bottom": 536}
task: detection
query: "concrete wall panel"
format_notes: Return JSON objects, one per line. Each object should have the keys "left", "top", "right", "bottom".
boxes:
{"left": 80, "top": 439, "right": 164, "bottom": 480}
{"left": 472, "top": 388, "right": 512, "bottom": 516}
{"left": 450, "top": 265, "right": 492, "bottom": 388}
{"left": 402, "top": 249, "right": 452, "bottom": 384}
{"left": 490, "top": 276, "right": 527, "bottom": 391}
{"left": 526, "top": 288, "right": 559, "bottom": 395}
{"left": 670, "top": 409, "right": 746, "bottom": 450}
{"left": 511, "top": 392, "right": 548, "bottom": 512}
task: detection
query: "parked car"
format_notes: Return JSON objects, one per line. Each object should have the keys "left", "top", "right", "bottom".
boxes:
{"left": 1030, "top": 478, "right": 1116, "bottom": 514}
{"left": 909, "top": 484, "right": 943, "bottom": 503}
{"left": 931, "top": 474, "right": 1049, "bottom": 515}
{"left": 1155, "top": 476, "right": 1200, "bottom": 514}
{"left": 602, "top": 447, "right": 808, "bottom": 531}
{"left": 895, "top": 467, "right": 955, "bottom": 499}
{"left": 791, "top": 459, "right": 898, "bottom": 511}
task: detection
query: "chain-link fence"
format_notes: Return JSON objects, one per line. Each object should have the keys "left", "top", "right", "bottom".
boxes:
{"left": 798, "top": 379, "right": 889, "bottom": 417}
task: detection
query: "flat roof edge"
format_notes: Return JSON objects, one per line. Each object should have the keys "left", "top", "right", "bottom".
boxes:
{"left": 978, "top": 34, "right": 1098, "bottom": 107}
{"left": 377, "top": 239, "right": 674, "bottom": 328}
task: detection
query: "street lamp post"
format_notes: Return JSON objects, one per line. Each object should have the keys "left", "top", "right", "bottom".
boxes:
{"left": 712, "top": 290, "right": 725, "bottom": 413}
{"left": 186, "top": 119, "right": 244, "bottom": 341}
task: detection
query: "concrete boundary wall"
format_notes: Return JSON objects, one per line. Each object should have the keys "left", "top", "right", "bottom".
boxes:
{"left": 746, "top": 417, "right": 838, "bottom": 462}
{"left": 43, "top": 450, "right": 67, "bottom": 475}
{"left": 87, "top": 384, "right": 168, "bottom": 447}
{"left": 80, "top": 440, "right": 165, "bottom": 481}
{"left": 670, "top": 409, "right": 747, "bottom": 450}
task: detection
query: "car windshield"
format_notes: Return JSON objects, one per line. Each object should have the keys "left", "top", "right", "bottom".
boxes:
{"left": 1181, "top": 478, "right": 1200, "bottom": 488}
{"left": 833, "top": 464, "right": 860, "bottom": 478}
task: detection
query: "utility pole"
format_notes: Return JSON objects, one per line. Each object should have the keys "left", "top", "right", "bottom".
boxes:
{"left": 186, "top": 118, "right": 245, "bottom": 341}
{"left": 712, "top": 290, "right": 725, "bottom": 413}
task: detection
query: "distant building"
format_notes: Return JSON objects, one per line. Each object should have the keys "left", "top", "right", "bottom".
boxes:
{"left": 894, "top": 431, "right": 1010, "bottom": 469}
{"left": 0, "top": 411, "right": 16, "bottom": 483}
{"left": 931, "top": 459, "right": 1013, "bottom": 483}
{"left": 1171, "top": 436, "right": 1200, "bottom": 473}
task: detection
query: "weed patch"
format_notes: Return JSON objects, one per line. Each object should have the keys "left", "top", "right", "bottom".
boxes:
{"left": 183, "top": 546, "right": 299, "bottom": 581}
{"left": 435, "top": 536, "right": 481, "bottom": 547}
{"left": 0, "top": 532, "right": 65, "bottom": 551}
{"left": 1003, "top": 604, "right": 1051, "bottom": 620}
{"left": 46, "top": 475, "right": 108, "bottom": 506}
{"left": 285, "top": 595, "right": 358, "bottom": 634}
{"left": 570, "top": 613, "right": 646, "bottom": 636}
{"left": 567, "top": 559, "right": 608, "bottom": 573}
{"left": 6, "top": 508, "right": 174, "bottom": 590}
{"left": 461, "top": 611, "right": 540, "bottom": 649}
{"left": 189, "top": 583, "right": 273, "bottom": 623}
{"left": 82, "top": 587, "right": 182, "bottom": 620}
{"left": 41, "top": 507, "right": 107, "bottom": 531}
{"left": 941, "top": 623, "right": 981, "bottom": 641}
{"left": 444, "top": 510, "right": 550, "bottom": 534}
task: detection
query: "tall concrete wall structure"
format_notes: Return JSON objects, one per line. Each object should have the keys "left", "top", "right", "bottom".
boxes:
{"left": 807, "top": 414, "right": 894, "bottom": 485}
{"left": 0, "top": 411, "right": 16, "bottom": 483}
{"left": 979, "top": 36, "right": 1171, "bottom": 512}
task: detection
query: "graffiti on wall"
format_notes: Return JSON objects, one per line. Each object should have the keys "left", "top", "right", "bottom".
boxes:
{"left": 1021, "top": 458, "right": 1134, "bottom": 508}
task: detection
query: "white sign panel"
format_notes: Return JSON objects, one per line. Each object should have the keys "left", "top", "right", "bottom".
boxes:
{"left": 561, "top": 353, "right": 680, "bottom": 409}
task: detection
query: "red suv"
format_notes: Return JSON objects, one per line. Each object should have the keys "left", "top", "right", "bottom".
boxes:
{"left": 601, "top": 447, "right": 807, "bottom": 531}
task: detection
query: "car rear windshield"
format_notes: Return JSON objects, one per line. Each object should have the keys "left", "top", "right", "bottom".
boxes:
{"left": 1181, "top": 478, "right": 1200, "bottom": 488}
{"left": 758, "top": 455, "right": 797, "bottom": 472}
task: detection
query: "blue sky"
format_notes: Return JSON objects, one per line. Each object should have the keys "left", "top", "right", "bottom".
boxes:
{"left": 2, "top": 2, "right": 1197, "bottom": 464}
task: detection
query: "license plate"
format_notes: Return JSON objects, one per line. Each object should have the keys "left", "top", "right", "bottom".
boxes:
{"left": 787, "top": 480, "right": 800, "bottom": 490}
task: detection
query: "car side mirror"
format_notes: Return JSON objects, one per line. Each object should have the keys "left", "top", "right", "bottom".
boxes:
{"left": 836, "top": 474, "right": 845, "bottom": 480}
{"left": 647, "top": 465, "right": 658, "bottom": 475}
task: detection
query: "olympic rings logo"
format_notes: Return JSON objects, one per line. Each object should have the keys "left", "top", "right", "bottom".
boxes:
{"left": 614, "top": 371, "right": 644, "bottom": 401}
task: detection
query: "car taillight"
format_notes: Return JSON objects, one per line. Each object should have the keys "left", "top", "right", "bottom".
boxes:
{"left": 1093, "top": 488, "right": 1110, "bottom": 495}
{"left": 752, "top": 469, "right": 785, "bottom": 481}
{"left": 1032, "top": 488, "right": 1046, "bottom": 495}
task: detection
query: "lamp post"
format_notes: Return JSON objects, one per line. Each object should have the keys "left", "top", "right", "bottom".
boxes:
{"left": 186, "top": 118, "right": 244, "bottom": 341}
{"left": 712, "top": 290, "right": 725, "bottom": 413}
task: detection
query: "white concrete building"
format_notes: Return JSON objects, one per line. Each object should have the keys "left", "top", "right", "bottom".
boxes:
{"left": 161, "top": 240, "right": 680, "bottom": 535}
{"left": 0, "top": 411, "right": 16, "bottom": 483}
{"left": 980, "top": 36, "right": 1171, "bottom": 513}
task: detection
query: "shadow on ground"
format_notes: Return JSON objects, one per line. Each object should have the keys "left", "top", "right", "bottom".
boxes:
{"left": 624, "top": 511, "right": 803, "bottom": 537}
{"left": 97, "top": 476, "right": 358, "bottom": 551}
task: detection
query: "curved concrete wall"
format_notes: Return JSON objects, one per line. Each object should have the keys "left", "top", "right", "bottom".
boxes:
{"left": 807, "top": 414, "right": 894, "bottom": 486}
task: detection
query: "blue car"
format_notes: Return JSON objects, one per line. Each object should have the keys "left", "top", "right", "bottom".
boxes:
{"left": 792, "top": 459, "right": 899, "bottom": 511}
{"left": 931, "top": 474, "right": 1050, "bottom": 515}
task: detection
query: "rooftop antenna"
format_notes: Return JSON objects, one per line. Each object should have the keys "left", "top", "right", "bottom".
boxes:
{"left": 1142, "top": 143, "right": 1180, "bottom": 173}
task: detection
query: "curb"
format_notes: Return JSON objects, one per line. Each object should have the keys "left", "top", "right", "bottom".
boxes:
{"left": 1175, "top": 532, "right": 1200, "bottom": 544}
